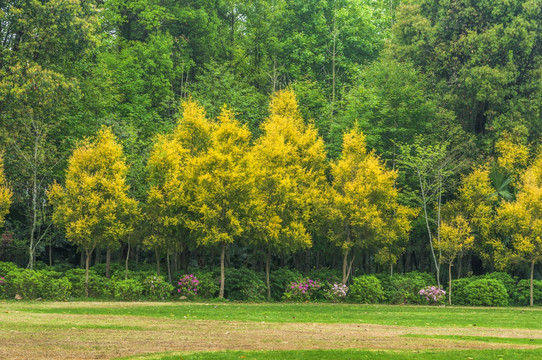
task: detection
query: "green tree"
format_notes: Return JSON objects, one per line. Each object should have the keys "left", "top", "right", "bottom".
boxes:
{"left": 0, "top": 155, "right": 12, "bottom": 227}
{"left": 49, "top": 127, "right": 139, "bottom": 297}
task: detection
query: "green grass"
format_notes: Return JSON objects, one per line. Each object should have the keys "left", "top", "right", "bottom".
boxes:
{"left": 404, "top": 334, "right": 542, "bottom": 346}
{"left": 117, "top": 348, "right": 542, "bottom": 360}
{"left": 13, "top": 302, "right": 542, "bottom": 329}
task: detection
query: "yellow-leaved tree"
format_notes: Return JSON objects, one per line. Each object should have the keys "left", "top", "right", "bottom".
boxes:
{"left": 330, "top": 130, "right": 416, "bottom": 284}
{"left": 146, "top": 100, "right": 212, "bottom": 278}
{"left": 185, "top": 106, "right": 253, "bottom": 298}
{"left": 0, "top": 155, "right": 12, "bottom": 227}
{"left": 49, "top": 127, "right": 139, "bottom": 297}
{"left": 249, "top": 89, "right": 328, "bottom": 299}
{"left": 433, "top": 215, "right": 474, "bottom": 305}
{"left": 498, "top": 151, "right": 542, "bottom": 306}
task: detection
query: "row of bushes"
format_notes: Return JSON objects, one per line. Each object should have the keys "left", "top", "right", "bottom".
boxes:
{"left": 0, "top": 261, "right": 539, "bottom": 306}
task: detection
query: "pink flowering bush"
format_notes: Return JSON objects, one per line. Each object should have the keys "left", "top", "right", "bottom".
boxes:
{"left": 178, "top": 274, "right": 199, "bottom": 298}
{"left": 419, "top": 286, "right": 446, "bottom": 304}
{"left": 324, "top": 282, "right": 349, "bottom": 302}
{"left": 283, "top": 278, "right": 321, "bottom": 302}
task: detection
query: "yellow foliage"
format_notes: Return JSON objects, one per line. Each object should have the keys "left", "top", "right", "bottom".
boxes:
{"left": 495, "top": 134, "right": 529, "bottom": 185}
{"left": 49, "top": 127, "right": 139, "bottom": 253}
{"left": 330, "top": 129, "right": 416, "bottom": 261}
{"left": 0, "top": 155, "right": 12, "bottom": 227}
{"left": 434, "top": 215, "right": 474, "bottom": 265}
{"left": 249, "top": 89, "right": 327, "bottom": 253}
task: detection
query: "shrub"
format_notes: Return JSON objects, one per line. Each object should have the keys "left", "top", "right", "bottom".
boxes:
{"left": 465, "top": 278, "right": 508, "bottom": 306}
{"left": 419, "top": 286, "right": 446, "bottom": 304}
{"left": 64, "top": 268, "right": 109, "bottom": 298}
{"left": 512, "top": 279, "right": 542, "bottom": 306}
{"left": 269, "top": 268, "right": 302, "bottom": 301}
{"left": 348, "top": 275, "right": 385, "bottom": 304}
{"left": 144, "top": 275, "right": 174, "bottom": 300}
{"left": 0, "top": 275, "right": 5, "bottom": 299}
{"left": 110, "top": 278, "right": 143, "bottom": 301}
{"left": 282, "top": 278, "right": 321, "bottom": 302}
{"left": 4, "top": 269, "right": 46, "bottom": 299}
{"left": 307, "top": 268, "right": 341, "bottom": 284}
{"left": 323, "top": 283, "right": 349, "bottom": 302}
{"left": 450, "top": 276, "right": 479, "bottom": 305}
{"left": 484, "top": 272, "right": 516, "bottom": 301}
{"left": 42, "top": 277, "right": 72, "bottom": 301}
{"left": 177, "top": 274, "right": 199, "bottom": 299}
{"left": 193, "top": 271, "right": 219, "bottom": 299}
{"left": 0, "top": 261, "right": 18, "bottom": 276}
{"left": 223, "top": 268, "right": 266, "bottom": 301}
{"left": 377, "top": 272, "right": 434, "bottom": 304}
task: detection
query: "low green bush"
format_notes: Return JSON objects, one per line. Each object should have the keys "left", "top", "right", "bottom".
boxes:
{"left": 64, "top": 268, "right": 109, "bottom": 298}
{"left": 3, "top": 268, "right": 71, "bottom": 300}
{"left": 143, "top": 275, "right": 174, "bottom": 300}
{"left": 270, "top": 268, "right": 302, "bottom": 301}
{"left": 110, "top": 278, "right": 143, "bottom": 301}
{"left": 512, "top": 279, "right": 542, "bottom": 306}
{"left": 193, "top": 271, "right": 219, "bottom": 299}
{"left": 348, "top": 275, "right": 384, "bottom": 304}
{"left": 450, "top": 277, "right": 479, "bottom": 305}
{"left": 484, "top": 272, "right": 517, "bottom": 300}
{"left": 466, "top": 278, "right": 508, "bottom": 306}
{"left": 377, "top": 272, "right": 435, "bottom": 304}
{"left": 223, "top": 268, "right": 266, "bottom": 301}
{"left": 282, "top": 278, "right": 322, "bottom": 302}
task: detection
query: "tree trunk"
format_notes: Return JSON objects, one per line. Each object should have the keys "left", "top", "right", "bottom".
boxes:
{"left": 342, "top": 250, "right": 349, "bottom": 284}
{"left": 155, "top": 248, "right": 161, "bottom": 277}
{"left": 85, "top": 249, "right": 91, "bottom": 298}
{"left": 49, "top": 244, "right": 53, "bottom": 266}
{"left": 105, "top": 246, "right": 111, "bottom": 278}
{"left": 125, "top": 241, "right": 130, "bottom": 280}
{"left": 167, "top": 249, "right": 172, "bottom": 283}
{"left": 531, "top": 260, "right": 535, "bottom": 307}
{"left": 448, "top": 262, "right": 452, "bottom": 305}
{"left": 219, "top": 243, "right": 226, "bottom": 298}
{"left": 266, "top": 249, "right": 271, "bottom": 300}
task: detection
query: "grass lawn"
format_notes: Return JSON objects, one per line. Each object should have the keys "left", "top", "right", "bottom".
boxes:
{"left": 2, "top": 301, "right": 542, "bottom": 359}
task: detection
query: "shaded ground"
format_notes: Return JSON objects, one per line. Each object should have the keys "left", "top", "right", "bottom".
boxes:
{"left": 1, "top": 302, "right": 540, "bottom": 360}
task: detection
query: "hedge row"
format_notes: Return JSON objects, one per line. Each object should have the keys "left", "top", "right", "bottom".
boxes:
{"left": 0, "top": 261, "right": 538, "bottom": 306}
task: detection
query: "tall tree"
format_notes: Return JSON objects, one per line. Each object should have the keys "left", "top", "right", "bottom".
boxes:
{"left": 498, "top": 151, "right": 542, "bottom": 306}
{"left": 330, "top": 129, "right": 415, "bottom": 284}
{"left": 249, "top": 89, "right": 327, "bottom": 299}
{"left": 49, "top": 127, "right": 138, "bottom": 297}
{"left": 185, "top": 107, "right": 253, "bottom": 298}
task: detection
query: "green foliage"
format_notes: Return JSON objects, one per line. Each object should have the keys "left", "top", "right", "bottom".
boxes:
{"left": 348, "top": 275, "right": 385, "bottom": 304}
{"left": 484, "top": 272, "right": 517, "bottom": 300}
{"left": 377, "top": 272, "right": 434, "bottom": 304}
{"left": 223, "top": 268, "right": 266, "bottom": 301}
{"left": 193, "top": 271, "right": 219, "bottom": 299}
{"left": 269, "top": 268, "right": 303, "bottom": 301}
{"left": 110, "top": 278, "right": 144, "bottom": 301}
{"left": 3, "top": 269, "right": 71, "bottom": 300}
{"left": 143, "top": 275, "right": 174, "bottom": 300}
{"left": 513, "top": 279, "right": 542, "bottom": 306}
{"left": 451, "top": 277, "right": 480, "bottom": 306}
{"left": 282, "top": 278, "right": 322, "bottom": 302}
{"left": 466, "top": 279, "right": 509, "bottom": 307}
{"left": 0, "top": 261, "right": 18, "bottom": 276}
{"left": 64, "top": 268, "right": 110, "bottom": 299}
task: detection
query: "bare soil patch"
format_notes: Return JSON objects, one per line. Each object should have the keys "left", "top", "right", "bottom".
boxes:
{"left": 0, "top": 303, "right": 540, "bottom": 360}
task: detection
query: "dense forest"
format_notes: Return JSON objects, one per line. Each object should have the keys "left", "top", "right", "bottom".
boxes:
{"left": 1, "top": 0, "right": 542, "bottom": 300}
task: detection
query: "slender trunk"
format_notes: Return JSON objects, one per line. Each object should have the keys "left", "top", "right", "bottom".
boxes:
{"left": 85, "top": 249, "right": 91, "bottom": 298}
{"left": 125, "top": 241, "right": 130, "bottom": 280}
{"left": 28, "top": 141, "right": 38, "bottom": 269}
{"left": 417, "top": 166, "right": 440, "bottom": 287}
{"left": 531, "top": 260, "right": 535, "bottom": 307}
{"left": 342, "top": 250, "right": 349, "bottom": 284}
{"left": 167, "top": 249, "right": 172, "bottom": 283}
{"left": 155, "top": 248, "right": 161, "bottom": 277}
{"left": 105, "top": 246, "right": 111, "bottom": 278}
{"left": 390, "top": 263, "right": 393, "bottom": 276}
{"left": 266, "top": 249, "right": 271, "bottom": 300}
{"left": 448, "top": 262, "right": 452, "bottom": 305}
{"left": 219, "top": 243, "right": 225, "bottom": 298}
{"left": 48, "top": 244, "right": 52, "bottom": 266}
